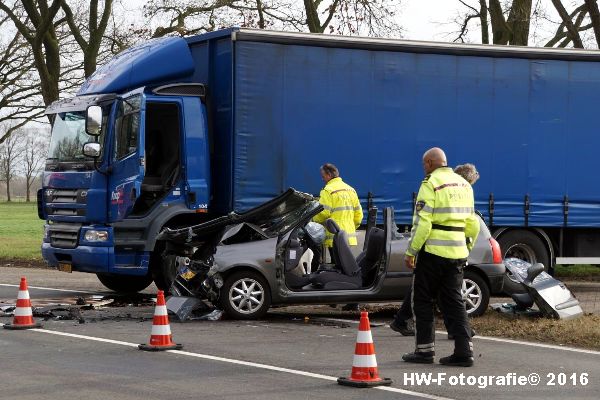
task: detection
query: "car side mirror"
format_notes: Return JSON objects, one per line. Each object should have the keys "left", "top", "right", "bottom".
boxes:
{"left": 86, "top": 105, "right": 103, "bottom": 136}
{"left": 83, "top": 142, "right": 101, "bottom": 158}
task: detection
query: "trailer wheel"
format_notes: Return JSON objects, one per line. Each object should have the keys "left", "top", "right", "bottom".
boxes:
{"left": 96, "top": 273, "right": 153, "bottom": 293}
{"left": 497, "top": 230, "right": 550, "bottom": 271}
{"left": 219, "top": 270, "right": 271, "bottom": 320}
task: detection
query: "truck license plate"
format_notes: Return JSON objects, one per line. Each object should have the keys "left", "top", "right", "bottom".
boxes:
{"left": 58, "top": 262, "right": 72, "bottom": 273}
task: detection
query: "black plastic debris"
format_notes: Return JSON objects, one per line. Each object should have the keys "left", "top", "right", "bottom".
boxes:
{"left": 0, "top": 305, "right": 16, "bottom": 316}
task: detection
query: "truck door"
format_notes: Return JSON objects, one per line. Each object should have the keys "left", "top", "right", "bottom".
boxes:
{"left": 108, "top": 91, "right": 146, "bottom": 222}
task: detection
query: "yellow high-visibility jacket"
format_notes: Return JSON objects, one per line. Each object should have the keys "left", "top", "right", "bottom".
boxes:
{"left": 313, "top": 177, "right": 363, "bottom": 247}
{"left": 406, "top": 167, "right": 480, "bottom": 259}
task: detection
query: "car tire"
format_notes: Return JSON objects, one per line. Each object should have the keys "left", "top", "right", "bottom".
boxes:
{"left": 220, "top": 270, "right": 271, "bottom": 320}
{"left": 463, "top": 270, "right": 490, "bottom": 317}
{"left": 497, "top": 230, "right": 550, "bottom": 271}
{"left": 96, "top": 273, "right": 153, "bottom": 293}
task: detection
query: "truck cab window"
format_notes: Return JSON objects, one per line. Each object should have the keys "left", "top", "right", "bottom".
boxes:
{"left": 114, "top": 95, "right": 141, "bottom": 160}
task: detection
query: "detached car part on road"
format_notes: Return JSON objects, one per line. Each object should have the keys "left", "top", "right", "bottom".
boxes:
{"left": 157, "top": 189, "right": 505, "bottom": 319}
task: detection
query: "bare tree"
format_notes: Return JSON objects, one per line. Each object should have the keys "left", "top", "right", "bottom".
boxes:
{"left": 60, "top": 0, "right": 114, "bottom": 78}
{"left": 454, "top": 0, "right": 534, "bottom": 45}
{"left": 0, "top": 127, "right": 24, "bottom": 202}
{"left": 0, "top": 0, "right": 116, "bottom": 113}
{"left": 455, "top": 0, "right": 600, "bottom": 48}
{"left": 22, "top": 129, "right": 47, "bottom": 202}
{"left": 141, "top": 0, "right": 402, "bottom": 39}
{"left": 0, "top": 5, "right": 47, "bottom": 144}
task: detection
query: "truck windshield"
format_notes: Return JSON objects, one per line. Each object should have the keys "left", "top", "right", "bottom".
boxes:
{"left": 47, "top": 111, "right": 89, "bottom": 163}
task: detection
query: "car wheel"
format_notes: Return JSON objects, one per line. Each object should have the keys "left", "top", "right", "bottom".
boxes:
{"left": 220, "top": 271, "right": 271, "bottom": 320}
{"left": 96, "top": 273, "right": 153, "bottom": 293}
{"left": 462, "top": 271, "right": 490, "bottom": 317}
{"left": 497, "top": 230, "right": 550, "bottom": 271}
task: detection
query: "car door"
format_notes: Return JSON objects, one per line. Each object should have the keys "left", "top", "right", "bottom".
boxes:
{"left": 108, "top": 90, "right": 146, "bottom": 222}
{"left": 376, "top": 207, "right": 413, "bottom": 299}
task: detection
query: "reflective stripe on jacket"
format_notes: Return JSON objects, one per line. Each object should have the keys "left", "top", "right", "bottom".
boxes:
{"left": 406, "top": 167, "right": 480, "bottom": 259}
{"left": 313, "top": 177, "right": 363, "bottom": 247}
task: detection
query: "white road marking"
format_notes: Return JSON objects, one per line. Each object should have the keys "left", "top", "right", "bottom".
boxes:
{"left": 455, "top": 331, "right": 600, "bottom": 356}
{"left": 0, "top": 283, "right": 100, "bottom": 295}
{"left": 320, "top": 318, "right": 600, "bottom": 356}
{"left": 0, "top": 322, "right": 452, "bottom": 400}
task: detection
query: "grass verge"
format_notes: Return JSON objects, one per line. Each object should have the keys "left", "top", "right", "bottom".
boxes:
{"left": 0, "top": 201, "right": 44, "bottom": 260}
{"left": 555, "top": 264, "right": 600, "bottom": 281}
{"left": 470, "top": 311, "right": 600, "bottom": 351}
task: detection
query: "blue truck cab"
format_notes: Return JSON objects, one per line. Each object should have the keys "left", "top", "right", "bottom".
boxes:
{"left": 40, "top": 35, "right": 215, "bottom": 291}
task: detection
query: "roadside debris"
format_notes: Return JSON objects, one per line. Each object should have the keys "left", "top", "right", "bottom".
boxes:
{"left": 496, "top": 258, "right": 583, "bottom": 320}
{"left": 165, "top": 295, "right": 224, "bottom": 321}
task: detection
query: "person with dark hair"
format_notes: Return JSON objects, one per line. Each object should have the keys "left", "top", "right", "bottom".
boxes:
{"left": 313, "top": 163, "right": 363, "bottom": 254}
{"left": 401, "top": 148, "right": 479, "bottom": 367}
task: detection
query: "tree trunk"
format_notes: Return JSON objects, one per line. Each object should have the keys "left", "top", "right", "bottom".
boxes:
{"left": 480, "top": 0, "right": 490, "bottom": 44}
{"left": 584, "top": 0, "right": 600, "bottom": 47}
{"left": 6, "top": 177, "right": 11, "bottom": 202}
{"left": 26, "top": 177, "right": 31, "bottom": 202}
{"left": 507, "top": 0, "right": 532, "bottom": 45}
{"left": 552, "top": 0, "right": 584, "bottom": 48}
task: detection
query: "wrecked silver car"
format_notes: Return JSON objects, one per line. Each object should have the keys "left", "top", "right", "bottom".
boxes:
{"left": 157, "top": 189, "right": 505, "bottom": 319}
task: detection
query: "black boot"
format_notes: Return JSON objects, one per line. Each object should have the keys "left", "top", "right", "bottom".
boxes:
{"left": 439, "top": 354, "right": 474, "bottom": 367}
{"left": 390, "top": 319, "right": 415, "bottom": 336}
{"left": 402, "top": 352, "right": 434, "bottom": 364}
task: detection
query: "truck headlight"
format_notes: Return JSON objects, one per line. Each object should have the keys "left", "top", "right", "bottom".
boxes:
{"left": 43, "top": 225, "right": 50, "bottom": 240}
{"left": 84, "top": 230, "right": 109, "bottom": 242}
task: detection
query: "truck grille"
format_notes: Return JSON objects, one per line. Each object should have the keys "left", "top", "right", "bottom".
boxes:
{"left": 48, "top": 224, "right": 81, "bottom": 249}
{"left": 44, "top": 189, "right": 87, "bottom": 218}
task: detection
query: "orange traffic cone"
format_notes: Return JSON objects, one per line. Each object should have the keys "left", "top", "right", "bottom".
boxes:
{"left": 338, "top": 311, "right": 392, "bottom": 388}
{"left": 139, "top": 290, "right": 182, "bottom": 351}
{"left": 3, "top": 277, "right": 42, "bottom": 330}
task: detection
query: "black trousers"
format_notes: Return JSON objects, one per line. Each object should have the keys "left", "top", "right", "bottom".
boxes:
{"left": 412, "top": 251, "right": 473, "bottom": 357}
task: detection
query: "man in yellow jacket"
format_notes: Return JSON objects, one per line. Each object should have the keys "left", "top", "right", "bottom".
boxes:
{"left": 402, "top": 148, "right": 480, "bottom": 367}
{"left": 313, "top": 163, "right": 363, "bottom": 257}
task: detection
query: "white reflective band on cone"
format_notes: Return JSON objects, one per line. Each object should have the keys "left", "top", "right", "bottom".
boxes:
{"left": 17, "top": 291, "right": 29, "bottom": 300}
{"left": 352, "top": 354, "right": 378, "bottom": 368}
{"left": 150, "top": 325, "right": 172, "bottom": 336}
{"left": 356, "top": 330, "right": 374, "bottom": 343}
{"left": 154, "top": 305, "right": 168, "bottom": 316}
{"left": 15, "top": 308, "right": 33, "bottom": 317}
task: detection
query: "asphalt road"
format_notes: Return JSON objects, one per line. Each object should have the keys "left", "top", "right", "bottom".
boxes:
{"left": 1, "top": 267, "right": 598, "bottom": 400}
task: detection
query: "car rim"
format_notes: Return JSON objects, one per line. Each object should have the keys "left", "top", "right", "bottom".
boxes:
{"left": 229, "top": 278, "right": 265, "bottom": 315}
{"left": 462, "top": 278, "right": 482, "bottom": 314}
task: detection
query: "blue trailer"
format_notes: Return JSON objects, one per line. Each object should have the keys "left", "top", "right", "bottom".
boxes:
{"left": 40, "top": 28, "right": 600, "bottom": 291}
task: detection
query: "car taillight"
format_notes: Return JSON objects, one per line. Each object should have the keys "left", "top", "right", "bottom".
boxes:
{"left": 489, "top": 238, "right": 502, "bottom": 263}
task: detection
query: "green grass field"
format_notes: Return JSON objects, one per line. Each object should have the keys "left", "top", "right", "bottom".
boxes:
{"left": 0, "top": 202, "right": 44, "bottom": 260}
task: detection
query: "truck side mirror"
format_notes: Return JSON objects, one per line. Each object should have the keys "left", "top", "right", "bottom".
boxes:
{"left": 83, "top": 142, "right": 101, "bottom": 158}
{"left": 86, "top": 105, "right": 103, "bottom": 136}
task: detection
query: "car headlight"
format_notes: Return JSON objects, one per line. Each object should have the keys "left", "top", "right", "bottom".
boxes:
{"left": 43, "top": 225, "right": 50, "bottom": 240}
{"left": 84, "top": 230, "right": 109, "bottom": 242}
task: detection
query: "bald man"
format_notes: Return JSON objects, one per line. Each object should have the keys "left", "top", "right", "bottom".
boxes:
{"left": 402, "top": 147, "right": 480, "bottom": 367}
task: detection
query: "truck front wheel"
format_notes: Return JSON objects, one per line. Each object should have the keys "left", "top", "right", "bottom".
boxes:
{"left": 497, "top": 230, "right": 550, "bottom": 271}
{"left": 96, "top": 273, "right": 153, "bottom": 293}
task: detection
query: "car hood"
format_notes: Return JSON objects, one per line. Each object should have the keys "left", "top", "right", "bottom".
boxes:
{"left": 157, "top": 188, "right": 321, "bottom": 246}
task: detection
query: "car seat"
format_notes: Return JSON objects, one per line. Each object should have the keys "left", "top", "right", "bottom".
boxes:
{"left": 309, "top": 219, "right": 362, "bottom": 290}
{"left": 283, "top": 238, "right": 312, "bottom": 289}
{"left": 356, "top": 227, "right": 385, "bottom": 287}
